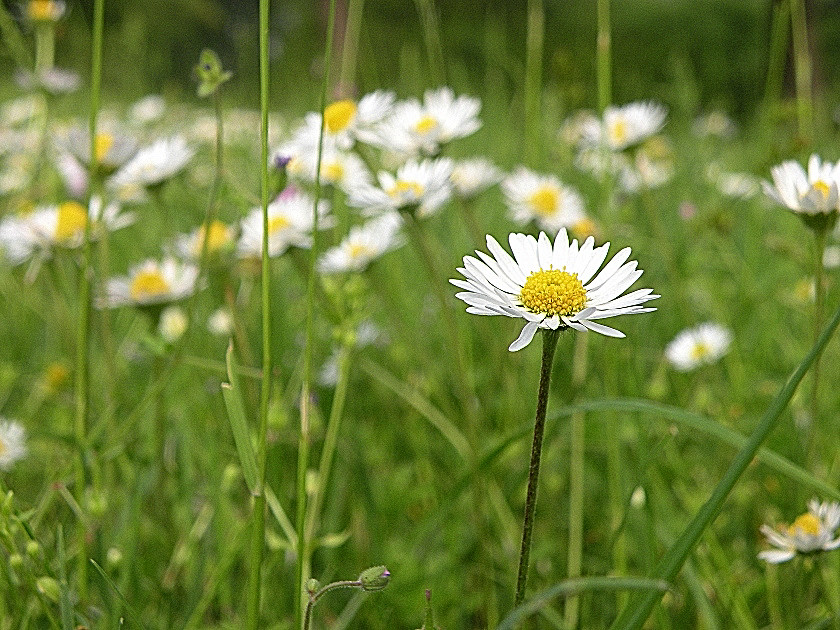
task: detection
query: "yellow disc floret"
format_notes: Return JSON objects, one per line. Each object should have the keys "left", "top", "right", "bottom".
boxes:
{"left": 193, "top": 219, "right": 231, "bottom": 256}
{"left": 347, "top": 243, "right": 374, "bottom": 260}
{"left": 28, "top": 0, "right": 61, "bottom": 21}
{"left": 519, "top": 268, "right": 587, "bottom": 317}
{"left": 94, "top": 132, "right": 114, "bottom": 163}
{"left": 813, "top": 180, "right": 831, "bottom": 200}
{"left": 689, "top": 341, "right": 711, "bottom": 361}
{"left": 54, "top": 201, "right": 88, "bottom": 242}
{"left": 324, "top": 100, "right": 357, "bottom": 133}
{"left": 130, "top": 269, "right": 170, "bottom": 302}
{"left": 789, "top": 512, "right": 820, "bottom": 537}
{"left": 609, "top": 119, "right": 628, "bottom": 147}
{"left": 323, "top": 161, "right": 345, "bottom": 182}
{"left": 527, "top": 186, "right": 559, "bottom": 217}
{"left": 388, "top": 180, "right": 424, "bottom": 199}
{"left": 268, "top": 216, "right": 291, "bottom": 234}
{"left": 414, "top": 115, "right": 439, "bottom": 134}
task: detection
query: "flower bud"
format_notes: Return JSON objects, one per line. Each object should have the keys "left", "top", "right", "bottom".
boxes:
{"left": 26, "top": 540, "right": 41, "bottom": 558}
{"left": 37, "top": 576, "right": 60, "bottom": 602}
{"left": 358, "top": 565, "right": 390, "bottom": 592}
{"left": 306, "top": 578, "right": 320, "bottom": 595}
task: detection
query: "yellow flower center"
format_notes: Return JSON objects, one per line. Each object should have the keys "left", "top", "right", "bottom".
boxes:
{"left": 28, "top": 0, "right": 57, "bottom": 21}
{"left": 94, "top": 132, "right": 114, "bottom": 163}
{"left": 571, "top": 217, "right": 597, "bottom": 238}
{"left": 348, "top": 243, "right": 374, "bottom": 259}
{"left": 689, "top": 341, "right": 711, "bottom": 361}
{"left": 324, "top": 100, "right": 357, "bottom": 133}
{"left": 54, "top": 201, "right": 88, "bottom": 242}
{"left": 0, "top": 435, "right": 6, "bottom": 456}
{"left": 130, "top": 269, "right": 170, "bottom": 301}
{"left": 519, "top": 268, "right": 587, "bottom": 316}
{"left": 527, "top": 186, "right": 559, "bottom": 217}
{"left": 268, "top": 216, "right": 291, "bottom": 235}
{"left": 287, "top": 156, "right": 305, "bottom": 176}
{"left": 193, "top": 220, "right": 231, "bottom": 256}
{"left": 609, "top": 119, "right": 627, "bottom": 146}
{"left": 388, "top": 180, "right": 424, "bottom": 199}
{"left": 789, "top": 512, "right": 820, "bottom": 537}
{"left": 323, "top": 161, "right": 345, "bottom": 182}
{"left": 44, "top": 362, "right": 69, "bottom": 391}
{"left": 414, "top": 115, "right": 439, "bottom": 134}
{"left": 813, "top": 179, "right": 831, "bottom": 200}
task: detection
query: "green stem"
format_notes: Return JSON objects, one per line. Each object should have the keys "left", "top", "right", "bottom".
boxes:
{"left": 523, "top": 0, "right": 544, "bottom": 166}
{"left": 764, "top": 0, "right": 791, "bottom": 111}
{"left": 457, "top": 197, "right": 485, "bottom": 247}
{"left": 245, "top": 0, "right": 271, "bottom": 627}
{"left": 337, "top": 0, "right": 365, "bottom": 91}
{"left": 413, "top": 0, "right": 446, "bottom": 86}
{"left": 807, "top": 228, "right": 826, "bottom": 465}
{"left": 34, "top": 24, "right": 55, "bottom": 73}
{"left": 73, "top": 0, "right": 106, "bottom": 606}
{"left": 514, "top": 328, "right": 561, "bottom": 607}
{"left": 789, "top": 0, "right": 813, "bottom": 144}
{"left": 296, "top": 2, "right": 337, "bottom": 627}
{"left": 302, "top": 580, "right": 362, "bottom": 630}
{"left": 596, "top": 0, "right": 612, "bottom": 112}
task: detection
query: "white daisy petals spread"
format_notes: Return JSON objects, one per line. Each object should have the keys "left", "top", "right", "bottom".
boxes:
{"left": 665, "top": 322, "right": 733, "bottom": 371}
{"left": 452, "top": 230, "right": 658, "bottom": 351}
{"left": 759, "top": 500, "right": 840, "bottom": 564}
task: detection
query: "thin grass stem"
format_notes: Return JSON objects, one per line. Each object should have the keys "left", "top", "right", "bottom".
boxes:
{"left": 523, "top": 0, "right": 544, "bottom": 166}
{"left": 789, "top": 0, "right": 814, "bottom": 144}
{"left": 338, "top": 0, "right": 365, "bottom": 92}
{"left": 809, "top": 228, "right": 826, "bottom": 457}
{"left": 596, "top": 0, "right": 612, "bottom": 112}
{"left": 764, "top": 0, "right": 791, "bottom": 112}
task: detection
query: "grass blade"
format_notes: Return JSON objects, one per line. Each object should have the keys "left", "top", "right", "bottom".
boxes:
{"left": 90, "top": 560, "right": 147, "bottom": 630}
{"left": 223, "top": 342, "right": 260, "bottom": 494}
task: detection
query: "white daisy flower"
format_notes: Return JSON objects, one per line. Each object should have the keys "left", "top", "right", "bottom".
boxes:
{"left": 174, "top": 219, "right": 235, "bottom": 260}
{"left": 289, "top": 91, "right": 396, "bottom": 151}
{"left": 450, "top": 158, "right": 502, "bottom": 199}
{"left": 664, "top": 322, "right": 733, "bottom": 371}
{"left": 1, "top": 95, "right": 46, "bottom": 127}
{"left": 26, "top": 0, "right": 65, "bottom": 22}
{"left": 100, "top": 257, "right": 199, "bottom": 308}
{"left": 558, "top": 110, "right": 600, "bottom": 148}
{"left": 108, "top": 135, "right": 194, "bottom": 190}
{"left": 583, "top": 101, "right": 667, "bottom": 151}
{"left": 348, "top": 157, "right": 453, "bottom": 217}
{"left": 759, "top": 500, "right": 840, "bottom": 563}
{"left": 692, "top": 111, "right": 737, "bottom": 139}
{"left": 207, "top": 308, "right": 233, "bottom": 336}
{"left": 237, "top": 188, "right": 331, "bottom": 259}
{"left": 60, "top": 126, "right": 138, "bottom": 173}
{"left": 282, "top": 145, "right": 371, "bottom": 194}
{"left": 0, "top": 198, "right": 134, "bottom": 265}
{"left": 763, "top": 154, "right": 840, "bottom": 216}
{"left": 502, "top": 167, "right": 586, "bottom": 234}
{"left": 128, "top": 95, "right": 166, "bottom": 125}
{"left": 368, "top": 87, "right": 481, "bottom": 155}
{"left": 54, "top": 151, "right": 88, "bottom": 198}
{"left": 158, "top": 305, "right": 188, "bottom": 343}
{"left": 823, "top": 245, "right": 840, "bottom": 269}
{"left": 15, "top": 68, "right": 80, "bottom": 95}
{"left": 706, "top": 164, "right": 760, "bottom": 199}
{"left": 0, "top": 419, "right": 27, "bottom": 471}
{"left": 318, "top": 213, "right": 404, "bottom": 274}
{"left": 451, "top": 230, "right": 659, "bottom": 351}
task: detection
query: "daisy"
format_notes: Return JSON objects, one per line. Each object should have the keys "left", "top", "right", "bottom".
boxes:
{"left": 26, "top": 0, "right": 65, "bottom": 22}
{"left": 451, "top": 230, "right": 659, "bottom": 351}
{"left": 158, "top": 305, "right": 188, "bottom": 343}
{"left": 15, "top": 68, "right": 80, "bottom": 94}
{"left": 759, "top": 500, "right": 840, "bottom": 563}
{"left": 763, "top": 154, "right": 840, "bottom": 219}
{"left": 290, "top": 91, "right": 396, "bottom": 151}
{"left": 692, "top": 111, "right": 737, "bottom": 139}
{"left": 282, "top": 145, "right": 371, "bottom": 194}
{"left": 60, "top": 126, "right": 138, "bottom": 174}
{"left": 237, "top": 188, "right": 331, "bottom": 259}
{"left": 0, "top": 198, "right": 134, "bottom": 265}
{"left": 348, "top": 157, "right": 453, "bottom": 217}
{"left": 207, "top": 307, "right": 233, "bottom": 336}
{"left": 318, "top": 213, "right": 404, "bottom": 274}
{"left": 108, "top": 135, "right": 194, "bottom": 190}
{"left": 706, "top": 164, "right": 760, "bottom": 200}
{"left": 175, "top": 219, "right": 235, "bottom": 260}
{"left": 664, "top": 322, "right": 733, "bottom": 371}
{"left": 100, "top": 257, "right": 199, "bottom": 308}
{"left": 502, "top": 167, "right": 586, "bottom": 233}
{"left": 368, "top": 87, "right": 481, "bottom": 156}
{"left": 583, "top": 101, "right": 667, "bottom": 151}
{"left": 450, "top": 158, "right": 502, "bottom": 199}
{"left": 0, "top": 419, "right": 26, "bottom": 471}
{"left": 128, "top": 95, "right": 166, "bottom": 125}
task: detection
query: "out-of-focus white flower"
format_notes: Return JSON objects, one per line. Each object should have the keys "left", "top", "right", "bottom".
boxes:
{"left": 108, "top": 135, "right": 194, "bottom": 190}
{"left": 763, "top": 154, "right": 840, "bottom": 216}
{"left": 706, "top": 164, "right": 760, "bottom": 199}
{"left": 54, "top": 151, "right": 88, "bottom": 198}
{"left": 582, "top": 102, "right": 667, "bottom": 151}
{"left": 318, "top": 214, "right": 404, "bottom": 274}
{"left": 559, "top": 110, "right": 600, "bottom": 148}
{"left": 0, "top": 419, "right": 27, "bottom": 470}
{"left": 759, "top": 500, "right": 840, "bottom": 563}
{"left": 1, "top": 95, "right": 46, "bottom": 127}
{"left": 207, "top": 308, "right": 233, "bottom": 336}
{"left": 366, "top": 87, "right": 481, "bottom": 156}
{"left": 60, "top": 126, "right": 138, "bottom": 173}
{"left": 348, "top": 157, "right": 453, "bottom": 218}
{"left": 318, "top": 320, "right": 387, "bottom": 386}
{"left": 158, "top": 305, "right": 188, "bottom": 343}
{"left": 175, "top": 219, "right": 235, "bottom": 260}
{"left": 25, "top": 0, "right": 65, "bottom": 22}
{"left": 129, "top": 95, "right": 166, "bottom": 125}
{"left": 450, "top": 158, "right": 502, "bottom": 199}
{"left": 502, "top": 167, "right": 586, "bottom": 234}
{"left": 15, "top": 68, "right": 80, "bottom": 94}
{"left": 282, "top": 145, "right": 371, "bottom": 194}
{"left": 823, "top": 245, "right": 840, "bottom": 269}
{"left": 100, "top": 258, "right": 199, "bottom": 308}
{"left": 237, "top": 188, "right": 331, "bottom": 259}
{"left": 664, "top": 322, "right": 733, "bottom": 371}
{"left": 692, "top": 111, "right": 737, "bottom": 139}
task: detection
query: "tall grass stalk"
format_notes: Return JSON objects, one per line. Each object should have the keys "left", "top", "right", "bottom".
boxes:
{"left": 523, "top": 0, "right": 544, "bottom": 166}
{"left": 413, "top": 0, "right": 446, "bottom": 86}
{"left": 789, "top": 0, "right": 813, "bottom": 143}
{"left": 764, "top": 0, "right": 791, "bottom": 111}
{"left": 596, "top": 0, "right": 612, "bottom": 111}
{"left": 73, "top": 0, "right": 106, "bottom": 605}
{"left": 807, "top": 227, "right": 827, "bottom": 463}
{"left": 244, "top": 0, "right": 271, "bottom": 627}
{"left": 610, "top": 301, "right": 840, "bottom": 630}
{"left": 296, "top": 0, "right": 337, "bottom": 627}
{"left": 338, "top": 0, "right": 365, "bottom": 92}
{"left": 514, "top": 328, "right": 560, "bottom": 606}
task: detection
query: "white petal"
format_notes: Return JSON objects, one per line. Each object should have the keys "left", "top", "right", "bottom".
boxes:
{"left": 509, "top": 320, "right": 539, "bottom": 351}
{"left": 486, "top": 234, "right": 526, "bottom": 285}
{"left": 537, "top": 232, "right": 553, "bottom": 269}
{"left": 579, "top": 319, "right": 626, "bottom": 337}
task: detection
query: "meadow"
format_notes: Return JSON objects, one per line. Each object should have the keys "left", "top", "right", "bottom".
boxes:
{"left": 3, "top": 0, "right": 840, "bottom": 628}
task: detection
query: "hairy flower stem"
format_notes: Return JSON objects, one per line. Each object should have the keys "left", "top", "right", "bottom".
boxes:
{"left": 303, "top": 580, "right": 363, "bottom": 630}
{"left": 807, "top": 228, "right": 826, "bottom": 463}
{"left": 73, "top": 0, "right": 105, "bottom": 605}
{"left": 514, "top": 328, "right": 560, "bottom": 607}
{"left": 245, "top": 0, "right": 271, "bottom": 627}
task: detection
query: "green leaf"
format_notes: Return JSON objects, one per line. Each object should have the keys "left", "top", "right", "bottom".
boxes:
{"left": 223, "top": 342, "right": 260, "bottom": 494}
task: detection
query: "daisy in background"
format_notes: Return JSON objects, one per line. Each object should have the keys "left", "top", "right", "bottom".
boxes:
{"left": 25, "top": 0, "right": 65, "bottom": 23}
{"left": 348, "top": 157, "right": 453, "bottom": 218}
{"left": 582, "top": 101, "right": 668, "bottom": 151}
{"left": 0, "top": 419, "right": 27, "bottom": 471}
{"left": 664, "top": 322, "right": 733, "bottom": 371}
{"left": 108, "top": 135, "right": 194, "bottom": 192}
{"left": 692, "top": 110, "right": 737, "bottom": 139}
{"left": 174, "top": 219, "right": 235, "bottom": 261}
{"left": 100, "top": 257, "right": 199, "bottom": 309}
{"left": 763, "top": 154, "right": 840, "bottom": 228}
{"left": 367, "top": 87, "right": 481, "bottom": 156}
{"left": 15, "top": 68, "right": 80, "bottom": 95}
{"left": 502, "top": 167, "right": 586, "bottom": 234}
{"left": 128, "top": 95, "right": 166, "bottom": 126}
{"left": 0, "top": 197, "right": 133, "bottom": 265}
{"left": 237, "top": 188, "right": 331, "bottom": 259}
{"left": 706, "top": 163, "right": 760, "bottom": 200}
{"left": 318, "top": 213, "right": 404, "bottom": 274}
{"left": 450, "top": 158, "right": 502, "bottom": 199}
{"left": 759, "top": 499, "right": 840, "bottom": 563}
{"left": 289, "top": 90, "right": 395, "bottom": 151}
{"left": 451, "top": 229, "right": 658, "bottom": 351}
{"left": 59, "top": 125, "right": 138, "bottom": 174}
{"left": 281, "top": 145, "right": 371, "bottom": 195}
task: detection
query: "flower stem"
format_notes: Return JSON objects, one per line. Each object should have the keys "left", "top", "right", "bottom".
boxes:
{"left": 73, "top": 0, "right": 105, "bottom": 605}
{"left": 596, "top": 0, "right": 612, "bottom": 112}
{"left": 302, "top": 580, "right": 362, "bottom": 630}
{"left": 807, "top": 228, "right": 826, "bottom": 461}
{"left": 514, "top": 327, "right": 560, "bottom": 607}
{"left": 296, "top": 1, "right": 337, "bottom": 627}
{"left": 523, "top": 0, "right": 544, "bottom": 166}
{"left": 764, "top": 0, "right": 791, "bottom": 111}
{"left": 245, "top": 0, "right": 271, "bottom": 627}
{"left": 789, "top": 0, "right": 813, "bottom": 144}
